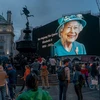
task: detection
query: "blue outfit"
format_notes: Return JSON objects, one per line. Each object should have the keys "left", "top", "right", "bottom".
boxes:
{"left": 59, "top": 80, "right": 68, "bottom": 100}
{"left": 73, "top": 71, "right": 83, "bottom": 100}
{"left": 73, "top": 71, "right": 81, "bottom": 85}
{"left": 0, "top": 86, "right": 5, "bottom": 100}
{"left": 7, "top": 69, "right": 17, "bottom": 99}
{"left": 51, "top": 39, "right": 86, "bottom": 56}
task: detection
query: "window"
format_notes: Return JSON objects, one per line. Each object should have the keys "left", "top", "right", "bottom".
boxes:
{"left": 0, "top": 36, "right": 4, "bottom": 42}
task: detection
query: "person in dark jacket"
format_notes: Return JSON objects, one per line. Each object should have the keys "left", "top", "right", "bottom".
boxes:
{"left": 91, "top": 63, "right": 99, "bottom": 78}
{"left": 73, "top": 64, "right": 84, "bottom": 100}
{"left": 31, "top": 59, "right": 40, "bottom": 75}
{"left": 7, "top": 64, "right": 17, "bottom": 100}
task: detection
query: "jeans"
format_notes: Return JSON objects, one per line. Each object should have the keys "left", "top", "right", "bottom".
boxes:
{"left": 0, "top": 86, "right": 5, "bottom": 100}
{"left": 32, "top": 70, "right": 39, "bottom": 76}
{"left": 74, "top": 84, "right": 83, "bottom": 100}
{"left": 85, "top": 76, "right": 89, "bottom": 87}
{"left": 59, "top": 80, "right": 68, "bottom": 100}
{"left": 8, "top": 83, "right": 16, "bottom": 99}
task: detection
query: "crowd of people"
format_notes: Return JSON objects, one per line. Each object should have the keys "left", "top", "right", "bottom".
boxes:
{"left": 0, "top": 54, "right": 100, "bottom": 100}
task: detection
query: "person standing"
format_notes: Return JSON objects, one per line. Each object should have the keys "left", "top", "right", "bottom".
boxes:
{"left": 49, "top": 58, "right": 56, "bottom": 74}
{"left": 40, "top": 62, "right": 50, "bottom": 89}
{"left": 81, "top": 64, "right": 89, "bottom": 87}
{"left": 4, "top": 62, "right": 9, "bottom": 97}
{"left": 90, "top": 63, "right": 99, "bottom": 90}
{"left": 73, "top": 64, "right": 84, "bottom": 100}
{"left": 0, "top": 65, "right": 8, "bottom": 100}
{"left": 58, "top": 59, "right": 70, "bottom": 100}
{"left": 16, "top": 73, "right": 52, "bottom": 100}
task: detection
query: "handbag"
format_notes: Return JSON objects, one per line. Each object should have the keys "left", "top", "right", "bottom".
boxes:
{"left": 91, "top": 79, "right": 98, "bottom": 85}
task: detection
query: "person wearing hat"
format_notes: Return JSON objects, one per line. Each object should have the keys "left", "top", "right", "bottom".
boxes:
{"left": 52, "top": 14, "right": 87, "bottom": 56}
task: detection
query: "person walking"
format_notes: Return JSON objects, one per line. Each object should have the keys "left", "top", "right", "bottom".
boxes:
{"left": 19, "top": 65, "right": 31, "bottom": 92}
{"left": 31, "top": 59, "right": 40, "bottom": 75}
{"left": 7, "top": 64, "right": 17, "bottom": 100}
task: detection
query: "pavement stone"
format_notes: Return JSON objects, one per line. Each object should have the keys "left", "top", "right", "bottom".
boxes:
{"left": 0, "top": 83, "right": 100, "bottom": 100}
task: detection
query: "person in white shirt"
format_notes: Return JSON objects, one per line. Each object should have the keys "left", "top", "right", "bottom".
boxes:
{"left": 49, "top": 58, "right": 56, "bottom": 74}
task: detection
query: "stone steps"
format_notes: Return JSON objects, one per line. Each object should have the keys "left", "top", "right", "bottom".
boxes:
{"left": 17, "top": 74, "right": 58, "bottom": 86}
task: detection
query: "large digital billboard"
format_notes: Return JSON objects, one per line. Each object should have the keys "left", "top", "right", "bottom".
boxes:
{"left": 33, "top": 13, "right": 100, "bottom": 57}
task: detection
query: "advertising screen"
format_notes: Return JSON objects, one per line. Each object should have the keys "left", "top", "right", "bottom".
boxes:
{"left": 33, "top": 13, "right": 100, "bottom": 57}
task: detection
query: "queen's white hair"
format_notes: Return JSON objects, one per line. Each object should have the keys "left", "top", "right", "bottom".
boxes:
{"left": 58, "top": 21, "right": 83, "bottom": 38}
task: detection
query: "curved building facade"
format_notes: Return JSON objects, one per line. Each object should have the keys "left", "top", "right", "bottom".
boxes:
{"left": 0, "top": 11, "right": 14, "bottom": 57}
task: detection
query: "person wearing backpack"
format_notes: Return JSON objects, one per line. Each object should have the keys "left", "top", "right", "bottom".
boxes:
{"left": 57, "top": 59, "right": 70, "bottom": 100}
{"left": 73, "top": 64, "right": 84, "bottom": 100}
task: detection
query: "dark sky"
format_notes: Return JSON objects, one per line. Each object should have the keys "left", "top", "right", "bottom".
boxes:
{"left": 0, "top": 0, "right": 99, "bottom": 41}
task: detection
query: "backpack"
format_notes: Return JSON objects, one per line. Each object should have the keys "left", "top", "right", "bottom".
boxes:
{"left": 78, "top": 74, "right": 85, "bottom": 87}
{"left": 57, "top": 66, "right": 67, "bottom": 81}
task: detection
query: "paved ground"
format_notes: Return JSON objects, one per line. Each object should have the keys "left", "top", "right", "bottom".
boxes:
{"left": 0, "top": 83, "right": 99, "bottom": 100}
{"left": 48, "top": 84, "right": 100, "bottom": 100}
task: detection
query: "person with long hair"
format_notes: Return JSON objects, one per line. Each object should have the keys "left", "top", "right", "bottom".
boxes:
{"left": 16, "top": 73, "right": 52, "bottom": 100}
{"left": 73, "top": 64, "right": 84, "bottom": 100}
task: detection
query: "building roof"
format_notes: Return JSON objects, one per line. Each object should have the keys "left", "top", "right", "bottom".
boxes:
{"left": 0, "top": 15, "right": 7, "bottom": 24}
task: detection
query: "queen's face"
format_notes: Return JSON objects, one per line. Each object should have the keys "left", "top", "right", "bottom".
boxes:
{"left": 60, "top": 21, "right": 81, "bottom": 43}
